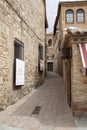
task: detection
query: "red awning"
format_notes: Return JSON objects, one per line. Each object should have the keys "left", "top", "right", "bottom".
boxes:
{"left": 79, "top": 43, "right": 87, "bottom": 75}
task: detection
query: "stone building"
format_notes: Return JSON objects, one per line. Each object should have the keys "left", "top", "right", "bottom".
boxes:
{"left": 0, "top": 0, "right": 48, "bottom": 108}
{"left": 54, "top": 0, "right": 87, "bottom": 76}
{"left": 46, "top": 33, "right": 54, "bottom": 72}
{"left": 62, "top": 28, "right": 87, "bottom": 116}
{"left": 53, "top": 0, "right": 87, "bottom": 115}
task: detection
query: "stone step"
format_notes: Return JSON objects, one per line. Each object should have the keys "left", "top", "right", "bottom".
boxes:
{"left": 0, "top": 125, "right": 24, "bottom": 130}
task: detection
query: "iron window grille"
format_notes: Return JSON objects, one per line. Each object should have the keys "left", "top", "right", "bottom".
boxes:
{"left": 13, "top": 38, "right": 24, "bottom": 88}
{"left": 14, "top": 38, "right": 24, "bottom": 60}
{"left": 39, "top": 44, "right": 43, "bottom": 60}
{"left": 38, "top": 44, "right": 44, "bottom": 72}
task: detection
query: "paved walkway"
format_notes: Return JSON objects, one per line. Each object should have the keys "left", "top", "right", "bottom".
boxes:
{"left": 0, "top": 72, "right": 76, "bottom": 130}
{"left": 74, "top": 116, "right": 87, "bottom": 130}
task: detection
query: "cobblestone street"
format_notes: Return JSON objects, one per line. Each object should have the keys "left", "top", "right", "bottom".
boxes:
{"left": 0, "top": 72, "right": 76, "bottom": 130}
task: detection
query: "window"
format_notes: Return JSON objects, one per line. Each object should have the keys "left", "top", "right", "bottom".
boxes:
{"left": 48, "top": 39, "right": 52, "bottom": 46}
{"left": 38, "top": 44, "right": 44, "bottom": 72}
{"left": 14, "top": 38, "right": 24, "bottom": 60}
{"left": 66, "top": 9, "right": 74, "bottom": 23}
{"left": 39, "top": 44, "right": 43, "bottom": 60}
{"left": 13, "top": 38, "right": 24, "bottom": 88}
{"left": 77, "top": 9, "right": 85, "bottom": 23}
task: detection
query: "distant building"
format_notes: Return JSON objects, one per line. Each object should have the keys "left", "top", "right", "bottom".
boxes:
{"left": 54, "top": 0, "right": 87, "bottom": 116}
{"left": 0, "top": 0, "right": 48, "bottom": 108}
{"left": 46, "top": 33, "right": 54, "bottom": 72}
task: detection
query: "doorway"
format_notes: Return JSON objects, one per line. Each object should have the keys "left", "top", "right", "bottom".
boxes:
{"left": 47, "top": 62, "right": 53, "bottom": 72}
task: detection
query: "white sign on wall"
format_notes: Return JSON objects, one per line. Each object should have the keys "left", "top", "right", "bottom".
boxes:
{"left": 40, "top": 60, "right": 44, "bottom": 71}
{"left": 15, "top": 59, "right": 25, "bottom": 86}
{"left": 74, "top": 49, "right": 79, "bottom": 56}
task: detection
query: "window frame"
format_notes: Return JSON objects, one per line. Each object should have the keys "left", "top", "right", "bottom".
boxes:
{"left": 38, "top": 43, "right": 43, "bottom": 60}
{"left": 14, "top": 38, "right": 24, "bottom": 61}
{"left": 38, "top": 43, "right": 44, "bottom": 72}
{"left": 76, "top": 9, "right": 85, "bottom": 23}
{"left": 66, "top": 9, "right": 74, "bottom": 24}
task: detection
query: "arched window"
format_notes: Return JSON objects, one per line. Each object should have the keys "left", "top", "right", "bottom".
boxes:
{"left": 66, "top": 9, "right": 74, "bottom": 23}
{"left": 77, "top": 9, "right": 85, "bottom": 23}
{"left": 48, "top": 39, "right": 52, "bottom": 46}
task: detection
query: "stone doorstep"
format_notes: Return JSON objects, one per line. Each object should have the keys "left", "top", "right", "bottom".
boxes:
{"left": 0, "top": 125, "right": 24, "bottom": 130}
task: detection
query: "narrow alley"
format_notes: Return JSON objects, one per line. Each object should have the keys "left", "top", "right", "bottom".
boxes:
{"left": 0, "top": 73, "right": 76, "bottom": 130}
{"left": 0, "top": 0, "right": 87, "bottom": 130}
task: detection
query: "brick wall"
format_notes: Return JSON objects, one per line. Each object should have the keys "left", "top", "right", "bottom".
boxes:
{"left": 62, "top": 34, "right": 87, "bottom": 116}
{"left": 71, "top": 42, "right": 87, "bottom": 116}
{"left": 59, "top": 2, "right": 87, "bottom": 33}
{"left": 54, "top": 1, "right": 87, "bottom": 115}
{"left": 54, "top": 1, "right": 87, "bottom": 76}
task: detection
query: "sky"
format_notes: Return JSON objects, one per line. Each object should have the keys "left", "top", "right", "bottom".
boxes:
{"left": 46, "top": 0, "right": 59, "bottom": 33}
{"left": 46, "top": 0, "right": 82, "bottom": 33}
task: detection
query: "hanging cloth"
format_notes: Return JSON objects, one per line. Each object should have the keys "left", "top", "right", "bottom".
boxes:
{"left": 79, "top": 43, "right": 87, "bottom": 75}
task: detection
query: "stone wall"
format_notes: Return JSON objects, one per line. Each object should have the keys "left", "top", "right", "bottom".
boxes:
{"left": 0, "top": 0, "right": 46, "bottom": 107}
{"left": 54, "top": 49, "right": 63, "bottom": 76}
{"left": 53, "top": 31, "right": 63, "bottom": 76}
